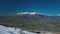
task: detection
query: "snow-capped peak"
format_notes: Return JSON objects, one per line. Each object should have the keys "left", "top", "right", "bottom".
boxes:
{"left": 29, "top": 12, "right": 37, "bottom": 14}
{"left": 16, "top": 12, "right": 37, "bottom": 15}
{"left": 16, "top": 12, "right": 60, "bottom": 16}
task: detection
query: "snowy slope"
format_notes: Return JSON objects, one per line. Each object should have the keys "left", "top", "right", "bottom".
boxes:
{"left": 0, "top": 25, "right": 37, "bottom": 34}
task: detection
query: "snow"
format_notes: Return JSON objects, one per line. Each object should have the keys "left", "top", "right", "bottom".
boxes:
{"left": 0, "top": 25, "right": 37, "bottom": 34}
{"left": 16, "top": 12, "right": 37, "bottom": 15}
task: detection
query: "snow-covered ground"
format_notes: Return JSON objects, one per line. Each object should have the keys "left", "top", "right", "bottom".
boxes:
{"left": 0, "top": 25, "right": 37, "bottom": 34}
{"left": 0, "top": 25, "right": 55, "bottom": 34}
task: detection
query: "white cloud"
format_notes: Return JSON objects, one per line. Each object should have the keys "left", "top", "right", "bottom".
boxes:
{"left": 56, "top": 14, "right": 60, "bottom": 16}
{"left": 38, "top": 13, "right": 54, "bottom": 16}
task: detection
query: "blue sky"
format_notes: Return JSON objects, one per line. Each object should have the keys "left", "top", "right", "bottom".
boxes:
{"left": 0, "top": 0, "right": 60, "bottom": 15}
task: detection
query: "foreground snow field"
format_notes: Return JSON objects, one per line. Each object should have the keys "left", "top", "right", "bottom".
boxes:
{"left": 0, "top": 25, "right": 37, "bottom": 34}
{"left": 0, "top": 25, "right": 57, "bottom": 34}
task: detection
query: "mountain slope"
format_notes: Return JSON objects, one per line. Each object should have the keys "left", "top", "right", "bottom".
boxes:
{"left": 0, "top": 13, "right": 60, "bottom": 32}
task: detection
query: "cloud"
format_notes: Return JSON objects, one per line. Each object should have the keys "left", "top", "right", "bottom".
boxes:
{"left": 56, "top": 14, "right": 60, "bottom": 16}
{"left": 37, "top": 13, "right": 54, "bottom": 16}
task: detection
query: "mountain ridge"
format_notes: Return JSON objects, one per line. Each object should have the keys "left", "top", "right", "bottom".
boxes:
{"left": 16, "top": 12, "right": 60, "bottom": 16}
{"left": 0, "top": 12, "right": 60, "bottom": 32}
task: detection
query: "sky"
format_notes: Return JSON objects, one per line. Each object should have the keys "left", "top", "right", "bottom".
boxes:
{"left": 0, "top": 0, "right": 60, "bottom": 15}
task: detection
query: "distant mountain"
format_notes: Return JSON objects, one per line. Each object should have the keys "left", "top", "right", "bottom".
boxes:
{"left": 0, "top": 12, "right": 60, "bottom": 32}
{"left": 16, "top": 12, "right": 37, "bottom": 15}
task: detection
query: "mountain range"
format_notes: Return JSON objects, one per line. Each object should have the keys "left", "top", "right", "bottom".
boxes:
{"left": 0, "top": 12, "right": 60, "bottom": 32}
